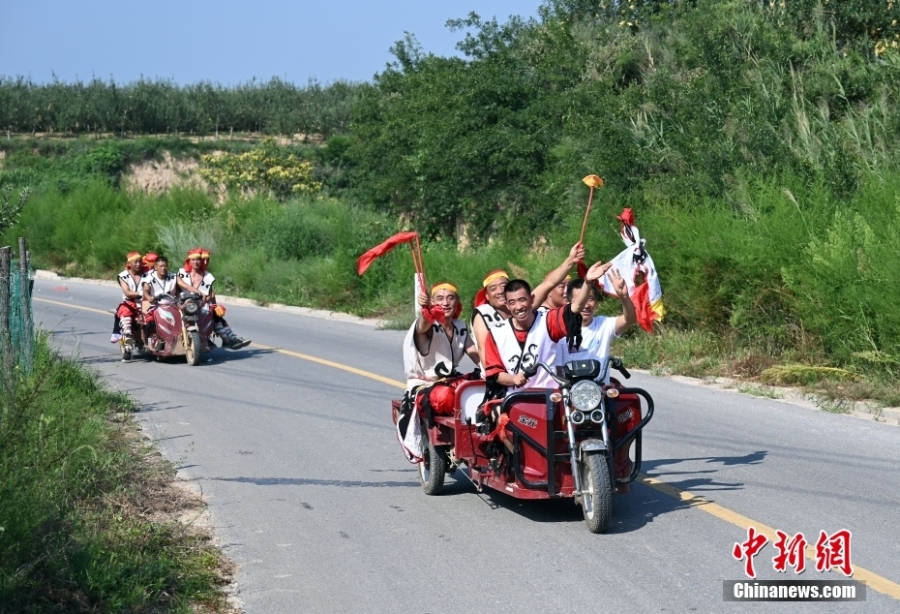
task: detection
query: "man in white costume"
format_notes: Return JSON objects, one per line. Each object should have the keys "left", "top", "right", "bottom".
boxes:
{"left": 398, "top": 281, "right": 480, "bottom": 462}
{"left": 141, "top": 255, "right": 179, "bottom": 351}
{"left": 404, "top": 282, "right": 480, "bottom": 389}
{"left": 471, "top": 243, "right": 586, "bottom": 366}
{"left": 176, "top": 248, "right": 249, "bottom": 349}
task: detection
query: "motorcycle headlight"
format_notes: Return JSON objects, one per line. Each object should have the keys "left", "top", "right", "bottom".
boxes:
{"left": 570, "top": 380, "right": 602, "bottom": 412}
{"left": 183, "top": 301, "right": 199, "bottom": 315}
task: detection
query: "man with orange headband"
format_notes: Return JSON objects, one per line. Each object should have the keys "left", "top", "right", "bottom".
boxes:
{"left": 472, "top": 243, "right": 586, "bottom": 366}
{"left": 404, "top": 282, "right": 479, "bottom": 387}
{"left": 397, "top": 281, "right": 480, "bottom": 462}
{"left": 176, "top": 248, "right": 250, "bottom": 350}
{"left": 111, "top": 251, "right": 144, "bottom": 345}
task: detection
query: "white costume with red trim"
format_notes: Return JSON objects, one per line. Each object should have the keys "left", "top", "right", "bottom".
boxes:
{"left": 144, "top": 271, "right": 177, "bottom": 298}
{"left": 492, "top": 311, "right": 559, "bottom": 393}
{"left": 177, "top": 268, "right": 216, "bottom": 297}
{"left": 403, "top": 317, "right": 473, "bottom": 390}
{"left": 118, "top": 269, "right": 141, "bottom": 300}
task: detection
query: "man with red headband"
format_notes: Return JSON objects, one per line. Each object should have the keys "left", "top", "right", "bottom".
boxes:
{"left": 472, "top": 243, "right": 585, "bottom": 366}
{"left": 176, "top": 248, "right": 250, "bottom": 350}
{"left": 397, "top": 281, "right": 480, "bottom": 462}
{"left": 111, "top": 251, "right": 144, "bottom": 345}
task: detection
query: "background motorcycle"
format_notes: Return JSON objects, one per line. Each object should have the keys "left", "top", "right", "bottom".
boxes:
{"left": 122, "top": 291, "right": 214, "bottom": 365}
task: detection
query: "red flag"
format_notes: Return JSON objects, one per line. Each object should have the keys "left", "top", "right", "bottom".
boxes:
{"left": 356, "top": 231, "right": 419, "bottom": 276}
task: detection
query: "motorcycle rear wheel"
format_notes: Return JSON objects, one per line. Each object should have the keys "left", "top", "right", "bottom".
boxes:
{"left": 185, "top": 331, "right": 202, "bottom": 366}
{"left": 419, "top": 425, "right": 446, "bottom": 496}
{"left": 580, "top": 453, "right": 612, "bottom": 534}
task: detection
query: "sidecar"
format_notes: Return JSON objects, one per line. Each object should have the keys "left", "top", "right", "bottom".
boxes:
{"left": 391, "top": 359, "right": 654, "bottom": 533}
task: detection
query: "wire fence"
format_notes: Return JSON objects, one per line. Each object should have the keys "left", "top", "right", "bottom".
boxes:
{"left": 0, "top": 239, "right": 34, "bottom": 388}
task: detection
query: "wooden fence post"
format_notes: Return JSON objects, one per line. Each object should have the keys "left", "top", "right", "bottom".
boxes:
{"left": 18, "top": 238, "right": 31, "bottom": 368}
{"left": 0, "top": 246, "right": 10, "bottom": 386}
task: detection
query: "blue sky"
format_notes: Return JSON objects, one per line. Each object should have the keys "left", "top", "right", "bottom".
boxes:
{"left": 0, "top": 1, "right": 544, "bottom": 85}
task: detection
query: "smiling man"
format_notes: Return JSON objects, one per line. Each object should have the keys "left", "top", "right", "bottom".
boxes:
{"left": 472, "top": 242, "right": 586, "bottom": 367}
{"left": 482, "top": 260, "right": 614, "bottom": 394}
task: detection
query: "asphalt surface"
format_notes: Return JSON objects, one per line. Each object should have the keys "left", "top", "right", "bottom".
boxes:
{"left": 34, "top": 278, "right": 900, "bottom": 614}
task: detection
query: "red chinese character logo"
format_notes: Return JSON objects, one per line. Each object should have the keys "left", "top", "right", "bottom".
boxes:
{"left": 815, "top": 529, "right": 853, "bottom": 576}
{"left": 733, "top": 527, "right": 768, "bottom": 578}
{"left": 772, "top": 530, "right": 807, "bottom": 573}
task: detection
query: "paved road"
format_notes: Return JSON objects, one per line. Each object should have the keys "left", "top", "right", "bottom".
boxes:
{"left": 34, "top": 279, "right": 900, "bottom": 614}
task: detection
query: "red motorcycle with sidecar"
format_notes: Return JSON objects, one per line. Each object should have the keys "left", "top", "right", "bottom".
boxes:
{"left": 392, "top": 357, "right": 654, "bottom": 533}
{"left": 120, "top": 291, "right": 214, "bottom": 365}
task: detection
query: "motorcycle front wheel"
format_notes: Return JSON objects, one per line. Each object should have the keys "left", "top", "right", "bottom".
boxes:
{"left": 419, "top": 424, "right": 446, "bottom": 496}
{"left": 580, "top": 453, "right": 612, "bottom": 533}
{"left": 185, "top": 330, "right": 202, "bottom": 366}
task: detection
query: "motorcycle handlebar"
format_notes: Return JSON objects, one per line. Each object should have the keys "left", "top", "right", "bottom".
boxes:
{"left": 521, "top": 362, "right": 567, "bottom": 386}
{"left": 611, "top": 357, "right": 631, "bottom": 379}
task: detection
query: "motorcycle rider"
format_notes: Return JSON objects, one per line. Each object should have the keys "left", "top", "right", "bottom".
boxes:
{"left": 482, "top": 260, "right": 612, "bottom": 393}
{"left": 472, "top": 243, "right": 585, "bottom": 366}
{"left": 557, "top": 272, "right": 636, "bottom": 381}
{"left": 176, "top": 248, "right": 250, "bottom": 350}
{"left": 478, "top": 261, "right": 612, "bottom": 456}
{"left": 142, "top": 255, "right": 178, "bottom": 351}
{"left": 111, "top": 251, "right": 143, "bottom": 344}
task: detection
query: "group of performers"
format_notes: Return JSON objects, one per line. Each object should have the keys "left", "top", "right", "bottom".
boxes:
{"left": 398, "top": 240, "right": 638, "bottom": 463}
{"left": 112, "top": 248, "right": 250, "bottom": 353}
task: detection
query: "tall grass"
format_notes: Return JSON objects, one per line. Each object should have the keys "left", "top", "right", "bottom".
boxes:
{"left": 0, "top": 337, "right": 228, "bottom": 612}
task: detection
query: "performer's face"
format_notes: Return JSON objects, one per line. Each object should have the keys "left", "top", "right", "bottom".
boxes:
{"left": 155, "top": 259, "right": 169, "bottom": 277}
{"left": 579, "top": 290, "right": 598, "bottom": 324}
{"left": 505, "top": 288, "right": 533, "bottom": 325}
{"left": 486, "top": 278, "right": 508, "bottom": 309}
{"left": 431, "top": 289, "right": 458, "bottom": 318}
{"left": 190, "top": 258, "right": 203, "bottom": 272}
{"left": 547, "top": 280, "right": 568, "bottom": 308}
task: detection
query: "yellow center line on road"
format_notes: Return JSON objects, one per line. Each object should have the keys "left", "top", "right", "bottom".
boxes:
{"left": 35, "top": 295, "right": 900, "bottom": 600}
{"left": 250, "top": 342, "right": 405, "bottom": 390}
{"left": 35, "top": 296, "right": 113, "bottom": 316}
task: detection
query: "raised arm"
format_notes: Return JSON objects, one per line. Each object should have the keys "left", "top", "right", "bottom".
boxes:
{"left": 532, "top": 242, "right": 584, "bottom": 308}
{"left": 571, "top": 261, "right": 611, "bottom": 314}
{"left": 607, "top": 268, "right": 636, "bottom": 334}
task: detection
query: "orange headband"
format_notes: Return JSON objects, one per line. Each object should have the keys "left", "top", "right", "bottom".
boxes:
{"left": 482, "top": 270, "right": 509, "bottom": 287}
{"left": 431, "top": 282, "right": 458, "bottom": 296}
{"left": 126, "top": 251, "right": 142, "bottom": 263}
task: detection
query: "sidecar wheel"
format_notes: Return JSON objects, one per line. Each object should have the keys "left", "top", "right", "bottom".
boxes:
{"left": 419, "top": 430, "right": 446, "bottom": 496}
{"left": 580, "top": 453, "right": 612, "bottom": 534}
{"left": 185, "top": 331, "right": 202, "bottom": 366}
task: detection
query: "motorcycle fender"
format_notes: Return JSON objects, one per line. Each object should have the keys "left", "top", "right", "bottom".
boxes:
{"left": 186, "top": 325, "right": 199, "bottom": 332}
{"left": 579, "top": 438, "right": 608, "bottom": 461}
